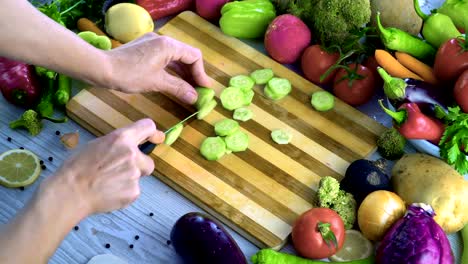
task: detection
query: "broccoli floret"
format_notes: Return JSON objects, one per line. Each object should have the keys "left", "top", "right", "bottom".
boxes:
{"left": 9, "top": 110, "right": 43, "bottom": 136}
{"left": 377, "top": 127, "right": 406, "bottom": 160}
{"left": 317, "top": 176, "right": 357, "bottom": 229}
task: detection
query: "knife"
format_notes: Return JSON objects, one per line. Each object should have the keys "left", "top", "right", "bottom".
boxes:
{"left": 138, "top": 111, "right": 199, "bottom": 154}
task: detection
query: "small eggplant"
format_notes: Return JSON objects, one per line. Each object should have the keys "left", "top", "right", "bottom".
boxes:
{"left": 0, "top": 56, "right": 41, "bottom": 108}
{"left": 170, "top": 212, "right": 247, "bottom": 264}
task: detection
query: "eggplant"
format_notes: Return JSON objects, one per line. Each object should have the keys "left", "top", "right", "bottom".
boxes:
{"left": 170, "top": 212, "right": 247, "bottom": 264}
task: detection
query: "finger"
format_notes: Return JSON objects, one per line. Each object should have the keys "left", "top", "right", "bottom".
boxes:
{"left": 138, "top": 153, "right": 155, "bottom": 176}
{"left": 171, "top": 43, "right": 211, "bottom": 88}
{"left": 120, "top": 118, "right": 161, "bottom": 144}
{"left": 166, "top": 61, "right": 190, "bottom": 80}
{"left": 160, "top": 72, "right": 198, "bottom": 104}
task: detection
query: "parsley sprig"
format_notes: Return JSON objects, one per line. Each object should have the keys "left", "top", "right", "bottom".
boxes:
{"left": 438, "top": 106, "right": 468, "bottom": 174}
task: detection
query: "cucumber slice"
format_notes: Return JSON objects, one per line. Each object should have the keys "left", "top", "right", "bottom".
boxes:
{"left": 311, "top": 91, "right": 335, "bottom": 112}
{"left": 200, "top": 136, "right": 226, "bottom": 161}
{"left": 225, "top": 130, "right": 249, "bottom": 152}
{"left": 229, "top": 75, "right": 255, "bottom": 91}
{"left": 271, "top": 129, "right": 292, "bottom": 144}
{"left": 266, "top": 78, "right": 292, "bottom": 98}
{"left": 214, "top": 119, "right": 240, "bottom": 136}
{"left": 233, "top": 107, "right": 253, "bottom": 122}
{"left": 220, "top": 87, "right": 245, "bottom": 111}
{"left": 264, "top": 85, "right": 283, "bottom": 100}
{"left": 164, "top": 123, "right": 183, "bottom": 146}
{"left": 195, "top": 87, "right": 215, "bottom": 109}
{"left": 197, "top": 99, "right": 217, "bottom": 120}
{"left": 243, "top": 89, "right": 255, "bottom": 106}
{"left": 250, "top": 68, "right": 274, "bottom": 85}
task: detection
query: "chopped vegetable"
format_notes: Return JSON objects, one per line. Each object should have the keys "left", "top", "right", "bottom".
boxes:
{"left": 233, "top": 107, "right": 253, "bottom": 122}
{"left": 164, "top": 123, "right": 183, "bottom": 146}
{"left": 311, "top": 91, "right": 334, "bottom": 112}
{"left": 270, "top": 129, "right": 292, "bottom": 145}
{"left": 220, "top": 87, "right": 245, "bottom": 111}
{"left": 242, "top": 89, "right": 254, "bottom": 106}
{"left": 9, "top": 110, "right": 43, "bottom": 136}
{"left": 376, "top": 127, "right": 406, "bottom": 160}
{"left": 200, "top": 137, "right": 226, "bottom": 161}
{"left": 214, "top": 119, "right": 239, "bottom": 137}
{"left": 264, "top": 78, "right": 291, "bottom": 101}
{"left": 225, "top": 130, "right": 249, "bottom": 152}
{"left": 376, "top": 204, "right": 454, "bottom": 264}
{"left": 229, "top": 75, "right": 255, "bottom": 92}
{"left": 194, "top": 87, "right": 215, "bottom": 110}
{"left": 252, "top": 249, "right": 375, "bottom": 264}
{"left": 250, "top": 69, "right": 274, "bottom": 85}
{"left": 357, "top": 190, "right": 406, "bottom": 241}
{"left": 196, "top": 99, "right": 217, "bottom": 120}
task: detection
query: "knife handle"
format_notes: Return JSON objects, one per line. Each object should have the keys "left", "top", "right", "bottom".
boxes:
{"left": 139, "top": 141, "right": 156, "bottom": 154}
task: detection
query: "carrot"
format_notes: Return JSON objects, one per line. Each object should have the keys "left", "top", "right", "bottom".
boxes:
{"left": 395, "top": 52, "right": 438, "bottom": 85}
{"left": 77, "top": 18, "right": 122, "bottom": 49}
{"left": 374, "top": 49, "right": 423, "bottom": 81}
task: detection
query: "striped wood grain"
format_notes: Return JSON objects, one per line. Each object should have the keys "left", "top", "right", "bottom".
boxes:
{"left": 66, "top": 11, "right": 385, "bottom": 249}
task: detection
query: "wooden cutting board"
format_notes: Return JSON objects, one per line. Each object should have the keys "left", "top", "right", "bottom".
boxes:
{"left": 66, "top": 11, "right": 385, "bottom": 249}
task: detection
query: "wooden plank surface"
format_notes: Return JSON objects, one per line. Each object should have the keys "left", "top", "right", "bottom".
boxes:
{"left": 66, "top": 11, "right": 385, "bottom": 249}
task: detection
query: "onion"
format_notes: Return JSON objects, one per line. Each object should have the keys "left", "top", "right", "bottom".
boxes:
{"left": 357, "top": 190, "right": 406, "bottom": 241}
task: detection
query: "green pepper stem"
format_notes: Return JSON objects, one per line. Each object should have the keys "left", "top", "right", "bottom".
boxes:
{"left": 413, "top": 0, "right": 430, "bottom": 21}
{"left": 317, "top": 222, "right": 338, "bottom": 249}
{"left": 377, "top": 67, "right": 407, "bottom": 100}
{"left": 42, "top": 115, "right": 68, "bottom": 123}
{"left": 379, "top": 99, "right": 407, "bottom": 124}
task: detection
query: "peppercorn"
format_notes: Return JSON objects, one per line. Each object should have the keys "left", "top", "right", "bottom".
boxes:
{"left": 74, "top": 226, "right": 79, "bottom": 231}
{"left": 40, "top": 160, "right": 44, "bottom": 165}
{"left": 41, "top": 165, "right": 46, "bottom": 170}
{"left": 55, "top": 131, "right": 61, "bottom": 136}
{"left": 134, "top": 235, "right": 139, "bottom": 240}
{"left": 149, "top": 212, "right": 154, "bottom": 217}
{"left": 48, "top": 157, "right": 53, "bottom": 162}
{"left": 105, "top": 243, "right": 110, "bottom": 249}
{"left": 7, "top": 137, "right": 11, "bottom": 142}
{"left": 19, "top": 187, "right": 24, "bottom": 191}
{"left": 129, "top": 244, "right": 134, "bottom": 249}
{"left": 166, "top": 240, "right": 171, "bottom": 245}
{"left": 19, "top": 147, "right": 24, "bottom": 150}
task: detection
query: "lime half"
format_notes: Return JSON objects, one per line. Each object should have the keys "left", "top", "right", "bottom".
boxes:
{"left": 329, "top": 229, "right": 373, "bottom": 262}
{"left": 0, "top": 149, "right": 41, "bottom": 188}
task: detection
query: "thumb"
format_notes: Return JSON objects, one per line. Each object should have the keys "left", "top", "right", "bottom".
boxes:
{"left": 160, "top": 72, "right": 198, "bottom": 104}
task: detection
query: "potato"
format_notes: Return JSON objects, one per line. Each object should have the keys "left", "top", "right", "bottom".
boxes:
{"left": 392, "top": 153, "right": 468, "bottom": 233}
{"left": 370, "top": 0, "right": 422, "bottom": 36}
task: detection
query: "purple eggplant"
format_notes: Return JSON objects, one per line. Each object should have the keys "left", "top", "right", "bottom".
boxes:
{"left": 170, "top": 212, "right": 247, "bottom": 264}
{"left": 0, "top": 56, "right": 41, "bottom": 108}
{"left": 376, "top": 203, "right": 454, "bottom": 264}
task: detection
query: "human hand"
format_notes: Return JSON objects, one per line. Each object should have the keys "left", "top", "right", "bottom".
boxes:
{"left": 104, "top": 33, "right": 211, "bottom": 104}
{"left": 47, "top": 119, "right": 164, "bottom": 216}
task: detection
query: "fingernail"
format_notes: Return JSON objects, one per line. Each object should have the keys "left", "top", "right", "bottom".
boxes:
{"left": 182, "top": 90, "right": 198, "bottom": 104}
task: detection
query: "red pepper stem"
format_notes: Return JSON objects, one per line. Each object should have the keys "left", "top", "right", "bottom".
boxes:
{"left": 317, "top": 222, "right": 338, "bottom": 249}
{"left": 378, "top": 99, "right": 407, "bottom": 125}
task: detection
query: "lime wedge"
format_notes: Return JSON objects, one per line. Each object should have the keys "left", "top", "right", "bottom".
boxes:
{"left": 0, "top": 149, "right": 41, "bottom": 188}
{"left": 329, "top": 229, "right": 373, "bottom": 262}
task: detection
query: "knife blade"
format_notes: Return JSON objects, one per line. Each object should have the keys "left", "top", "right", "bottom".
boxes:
{"left": 138, "top": 111, "right": 199, "bottom": 154}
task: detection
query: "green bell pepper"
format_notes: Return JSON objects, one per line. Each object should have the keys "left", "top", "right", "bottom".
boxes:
{"left": 437, "top": 0, "right": 468, "bottom": 30}
{"left": 219, "top": 0, "right": 276, "bottom": 39}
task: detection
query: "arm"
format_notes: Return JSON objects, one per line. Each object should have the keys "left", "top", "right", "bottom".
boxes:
{"left": 0, "top": 0, "right": 211, "bottom": 104}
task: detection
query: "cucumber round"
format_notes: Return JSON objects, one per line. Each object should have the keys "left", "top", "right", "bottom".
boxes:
{"left": 243, "top": 89, "right": 255, "bottom": 106}
{"left": 195, "top": 87, "right": 215, "bottom": 110}
{"left": 197, "top": 99, "right": 217, "bottom": 120}
{"left": 229, "top": 75, "right": 255, "bottom": 91}
{"left": 271, "top": 129, "right": 292, "bottom": 144}
{"left": 311, "top": 91, "right": 335, "bottom": 112}
{"left": 220, "top": 87, "right": 245, "bottom": 111}
{"left": 250, "top": 68, "right": 274, "bottom": 85}
{"left": 200, "top": 137, "right": 226, "bottom": 161}
{"left": 233, "top": 107, "right": 253, "bottom": 122}
{"left": 264, "top": 85, "right": 283, "bottom": 100}
{"left": 225, "top": 130, "right": 249, "bottom": 152}
{"left": 265, "top": 77, "right": 292, "bottom": 100}
{"left": 164, "top": 123, "right": 183, "bottom": 146}
{"left": 214, "top": 119, "right": 240, "bottom": 136}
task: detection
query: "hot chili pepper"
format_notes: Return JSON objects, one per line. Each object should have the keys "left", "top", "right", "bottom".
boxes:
{"left": 136, "top": 0, "right": 193, "bottom": 20}
{"left": 379, "top": 100, "right": 445, "bottom": 143}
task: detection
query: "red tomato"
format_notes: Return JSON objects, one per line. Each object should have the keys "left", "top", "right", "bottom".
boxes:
{"left": 333, "top": 64, "right": 376, "bottom": 106}
{"left": 292, "top": 208, "right": 345, "bottom": 259}
{"left": 434, "top": 38, "right": 468, "bottom": 82}
{"left": 301, "top": 45, "right": 340, "bottom": 85}
{"left": 454, "top": 69, "right": 468, "bottom": 113}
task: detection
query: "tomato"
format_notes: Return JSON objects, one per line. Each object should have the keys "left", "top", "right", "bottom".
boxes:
{"left": 363, "top": 55, "right": 383, "bottom": 89}
{"left": 454, "top": 69, "right": 468, "bottom": 113}
{"left": 301, "top": 45, "right": 340, "bottom": 85}
{"left": 291, "top": 208, "right": 345, "bottom": 259}
{"left": 434, "top": 38, "right": 468, "bottom": 82}
{"left": 333, "top": 63, "right": 376, "bottom": 106}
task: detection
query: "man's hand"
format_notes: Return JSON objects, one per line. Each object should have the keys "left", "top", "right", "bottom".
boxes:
{"left": 105, "top": 33, "right": 212, "bottom": 104}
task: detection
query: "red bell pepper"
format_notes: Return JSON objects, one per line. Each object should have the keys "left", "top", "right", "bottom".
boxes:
{"left": 136, "top": 0, "right": 193, "bottom": 20}
{"left": 379, "top": 100, "right": 445, "bottom": 144}
{"left": 0, "top": 56, "right": 41, "bottom": 108}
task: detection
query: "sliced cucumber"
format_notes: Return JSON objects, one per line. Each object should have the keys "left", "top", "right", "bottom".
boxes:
{"left": 250, "top": 68, "right": 274, "bottom": 85}
{"left": 233, "top": 107, "right": 253, "bottom": 122}
{"left": 229, "top": 75, "right": 255, "bottom": 91}
{"left": 243, "top": 89, "right": 255, "bottom": 106}
{"left": 197, "top": 99, "right": 217, "bottom": 120}
{"left": 195, "top": 87, "right": 215, "bottom": 109}
{"left": 264, "top": 77, "right": 292, "bottom": 100}
{"left": 214, "top": 119, "right": 240, "bottom": 136}
{"left": 164, "top": 123, "right": 183, "bottom": 146}
{"left": 311, "top": 91, "right": 335, "bottom": 112}
{"left": 200, "top": 136, "right": 226, "bottom": 161}
{"left": 225, "top": 130, "right": 249, "bottom": 152}
{"left": 264, "top": 85, "right": 283, "bottom": 100}
{"left": 220, "top": 87, "right": 245, "bottom": 111}
{"left": 271, "top": 129, "right": 292, "bottom": 144}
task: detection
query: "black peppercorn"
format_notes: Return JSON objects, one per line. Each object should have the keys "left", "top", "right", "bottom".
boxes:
{"left": 41, "top": 165, "right": 46, "bottom": 170}
{"left": 134, "top": 235, "right": 139, "bottom": 240}
{"left": 40, "top": 160, "right": 44, "bottom": 165}
{"left": 149, "top": 212, "right": 154, "bottom": 217}
{"left": 19, "top": 187, "right": 24, "bottom": 191}
{"left": 129, "top": 244, "right": 134, "bottom": 249}
{"left": 166, "top": 240, "right": 171, "bottom": 245}
{"left": 105, "top": 243, "right": 110, "bottom": 249}
{"left": 7, "top": 137, "right": 11, "bottom": 142}
{"left": 55, "top": 131, "right": 61, "bottom": 136}
{"left": 74, "top": 226, "right": 79, "bottom": 231}
{"left": 48, "top": 157, "right": 53, "bottom": 162}
{"left": 19, "top": 147, "right": 24, "bottom": 150}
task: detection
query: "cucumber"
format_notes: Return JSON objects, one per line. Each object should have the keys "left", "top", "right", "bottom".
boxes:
{"left": 225, "top": 130, "right": 249, "bottom": 152}
{"left": 197, "top": 99, "right": 217, "bottom": 120}
{"left": 264, "top": 85, "right": 283, "bottom": 101}
{"left": 250, "top": 68, "right": 274, "bottom": 85}
{"left": 220, "top": 87, "right": 245, "bottom": 111}
{"left": 214, "top": 119, "right": 240, "bottom": 136}
{"left": 243, "top": 89, "right": 255, "bottom": 106}
{"left": 164, "top": 123, "right": 183, "bottom": 146}
{"left": 233, "top": 107, "right": 253, "bottom": 122}
{"left": 229, "top": 75, "right": 255, "bottom": 91}
{"left": 265, "top": 78, "right": 292, "bottom": 99}
{"left": 200, "top": 137, "right": 227, "bottom": 161}
{"left": 271, "top": 129, "right": 292, "bottom": 144}
{"left": 311, "top": 91, "right": 335, "bottom": 112}
{"left": 195, "top": 87, "right": 215, "bottom": 109}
